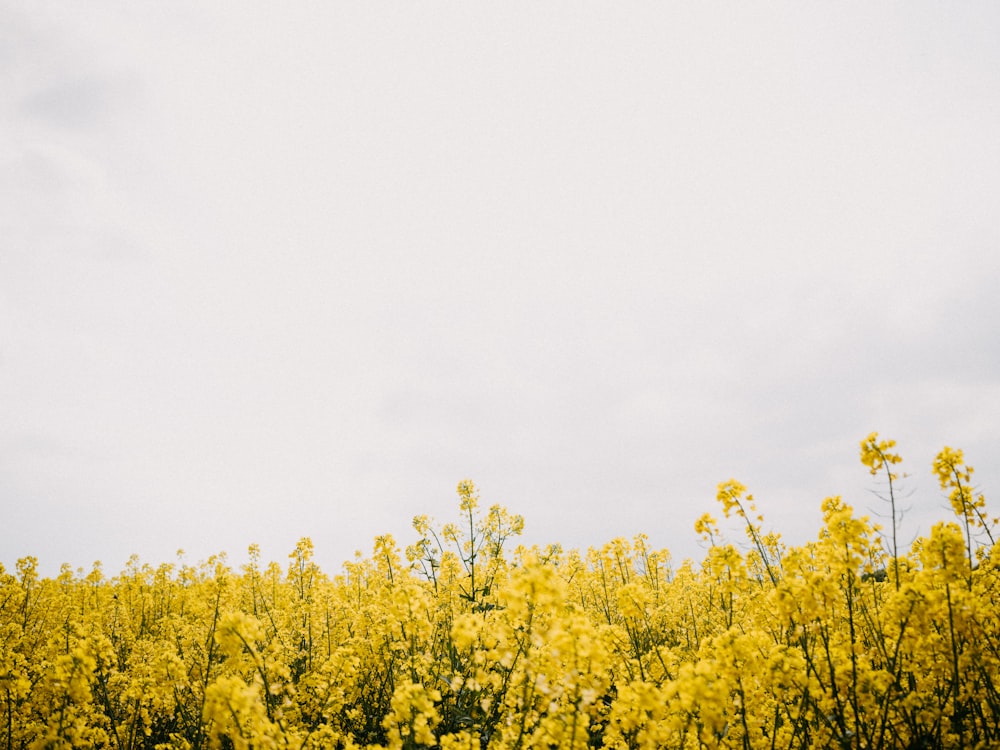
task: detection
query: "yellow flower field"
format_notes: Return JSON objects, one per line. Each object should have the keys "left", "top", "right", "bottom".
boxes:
{"left": 2, "top": 436, "right": 998, "bottom": 749}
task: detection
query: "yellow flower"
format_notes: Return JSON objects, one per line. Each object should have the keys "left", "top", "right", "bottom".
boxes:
{"left": 716, "top": 479, "right": 747, "bottom": 518}
{"left": 860, "top": 431, "right": 902, "bottom": 479}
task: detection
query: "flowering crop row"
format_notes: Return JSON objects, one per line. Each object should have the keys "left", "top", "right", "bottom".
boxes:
{"left": 2, "top": 435, "right": 998, "bottom": 749}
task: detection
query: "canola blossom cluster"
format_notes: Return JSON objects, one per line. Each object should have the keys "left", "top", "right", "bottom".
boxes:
{"left": 2, "top": 436, "right": 999, "bottom": 750}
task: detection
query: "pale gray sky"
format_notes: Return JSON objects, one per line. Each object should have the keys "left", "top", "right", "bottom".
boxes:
{"left": 3, "top": 3, "right": 999, "bottom": 576}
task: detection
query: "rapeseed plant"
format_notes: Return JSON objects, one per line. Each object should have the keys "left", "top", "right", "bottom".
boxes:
{"left": 2, "top": 436, "right": 997, "bottom": 749}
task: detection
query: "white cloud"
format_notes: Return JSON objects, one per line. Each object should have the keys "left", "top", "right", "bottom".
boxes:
{"left": 2, "top": 3, "right": 998, "bottom": 576}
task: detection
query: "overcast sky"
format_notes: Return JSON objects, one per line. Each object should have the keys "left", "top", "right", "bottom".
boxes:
{"left": 3, "top": 3, "right": 999, "bottom": 577}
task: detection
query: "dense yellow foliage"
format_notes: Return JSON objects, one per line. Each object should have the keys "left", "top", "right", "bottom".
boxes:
{"left": 3, "top": 438, "right": 999, "bottom": 749}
